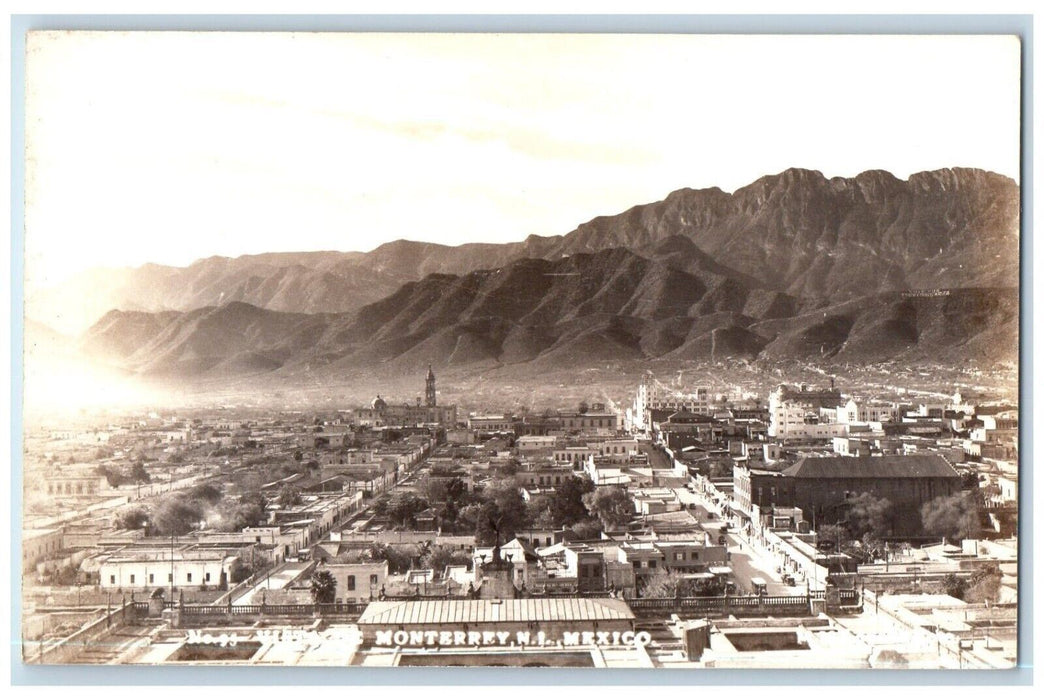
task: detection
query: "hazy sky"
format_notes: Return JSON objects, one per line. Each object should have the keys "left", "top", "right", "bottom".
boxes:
{"left": 24, "top": 32, "right": 1021, "bottom": 289}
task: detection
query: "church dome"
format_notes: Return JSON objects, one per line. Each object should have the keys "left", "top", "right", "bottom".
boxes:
{"left": 371, "top": 395, "right": 387, "bottom": 412}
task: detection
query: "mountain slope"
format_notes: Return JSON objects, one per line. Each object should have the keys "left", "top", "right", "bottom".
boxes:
{"left": 29, "top": 167, "right": 1019, "bottom": 336}
{"left": 78, "top": 248, "right": 1018, "bottom": 380}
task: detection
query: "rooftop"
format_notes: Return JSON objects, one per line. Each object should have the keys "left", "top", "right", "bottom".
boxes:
{"left": 781, "top": 454, "right": 959, "bottom": 480}
{"left": 357, "top": 597, "right": 634, "bottom": 626}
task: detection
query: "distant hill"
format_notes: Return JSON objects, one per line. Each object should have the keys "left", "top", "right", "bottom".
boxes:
{"left": 29, "top": 167, "right": 1019, "bottom": 336}
{"left": 78, "top": 247, "right": 1018, "bottom": 380}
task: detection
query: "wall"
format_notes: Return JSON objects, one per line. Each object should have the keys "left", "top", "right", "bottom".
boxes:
{"left": 99, "top": 558, "right": 233, "bottom": 590}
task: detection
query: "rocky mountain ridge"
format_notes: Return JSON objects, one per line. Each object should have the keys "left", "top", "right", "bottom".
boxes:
{"left": 30, "top": 167, "right": 1019, "bottom": 336}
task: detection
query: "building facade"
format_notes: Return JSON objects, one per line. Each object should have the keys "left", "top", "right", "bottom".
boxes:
{"left": 734, "top": 454, "right": 962, "bottom": 536}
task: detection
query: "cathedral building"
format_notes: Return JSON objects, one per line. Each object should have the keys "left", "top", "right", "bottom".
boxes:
{"left": 351, "top": 366, "right": 457, "bottom": 428}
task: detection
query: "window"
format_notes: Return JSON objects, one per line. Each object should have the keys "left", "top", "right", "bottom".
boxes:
{"left": 648, "top": 560, "right": 657, "bottom": 569}
{"left": 205, "top": 573, "right": 211, "bottom": 582}
{"left": 168, "top": 574, "right": 173, "bottom": 583}
{"left": 186, "top": 573, "right": 193, "bottom": 583}
{"left": 130, "top": 574, "right": 135, "bottom": 584}
{"left": 633, "top": 561, "right": 640, "bottom": 569}
{"left": 346, "top": 575, "right": 356, "bottom": 591}
{"left": 675, "top": 553, "right": 684, "bottom": 561}
{"left": 370, "top": 574, "right": 378, "bottom": 586}
{"left": 110, "top": 575, "right": 116, "bottom": 584}
{"left": 149, "top": 574, "right": 155, "bottom": 584}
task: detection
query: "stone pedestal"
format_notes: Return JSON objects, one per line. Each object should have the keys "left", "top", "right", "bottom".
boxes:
{"left": 682, "top": 620, "right": 712, "bottom": 661}
{"left": 148, "top": 597, "right": 165, "bottom": 617}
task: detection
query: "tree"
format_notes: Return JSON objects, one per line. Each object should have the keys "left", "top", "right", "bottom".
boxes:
{"left": 53, "top": 562, "right": 81, "bottom": 585}
{"left": 578, "top": 401, "right": 589, "bottom": 415}
{"left": 444, "top": 477, "right": 468, "bottom": 504}
{"left": 310, "top": 568, "right": 337, "bottom": 604}
{"left": 293, "top": 450, "right": 303, "bottom": 462}
{"left": 151, "top": 495, "right": 205, "bottom": 536}
{"left": 921, "top": 492, "right": 980, "bottom": 541}
{"left": 815, "top": 524, "right": 848, "bottom": 551}
{"left": 97, "top": 465, "right": 125, "bottom": 488}
{"left": 277, "top": 485, "right": 302, "bottom": 508}
{"left": 368, "top": 543, "right": 414, "bottom": 574}
{"left": 457, "top": 502, "right": 484, "bottom": 534}
{"left": 472, "top": 484, "right": 529, "bottom": 546}
{"left": 582, "top": 486, "right": 633, "bottom": 529}
{"left": 525, "top": 494, "right": 556, "bottom": 529}
{"left": 115, "top": 505, "right": 149, "bottom": 531}
{"left": 846, "top": 492, "right": 893, "bottom": 540}
{"left": 387, "top": 494, "right": 429, "bottom": 529}
{"left": 550, "top": 475, "right": 595, "bottom": 526}
{"left": 472, "top": 480, "right": 530, "bottom": 546}
{"left": 130, "top": 461, "right": 151, "bottom": 484}
{"left": 565, "top": 518, "right": 604, "bottom": 541}
{"left": 189, "top": 482, "right": 223, "bottom": 504}
{"left": 640, "top": 569, "right": 689, "bottom": 598}
{"left": 229, "top": 557, "right": 258, "bottom": 584}
{"left": 432, "top": 477, "right": 471, "bottom": 532}
{"left": 942, "top": 573, "right": 968, "bottom": 600}
{"left": 227, "top": 502, "right": 266, "bottom": 531}
{"left": 965, "top": 563, "right": 1003, "bottom": 603}
{"left": 421, "top": 545, "right": 471, "bottom": 573}
{"left": 372, "top": 494, "right": 392, "bottom": 516}
{"left": 416, "top": 476, "right": 449, "bottom": 504}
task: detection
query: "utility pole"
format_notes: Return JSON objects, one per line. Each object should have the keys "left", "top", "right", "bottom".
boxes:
{"left": 169, "top": 533, "right": 175, "bottom": 603}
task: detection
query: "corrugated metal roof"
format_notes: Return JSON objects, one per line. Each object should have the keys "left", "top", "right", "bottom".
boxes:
{"left": 357, "top": 598, "right": 634, "bottom": 626}
{"left": 781, "top": 454, "right": 959, "bottom": 479}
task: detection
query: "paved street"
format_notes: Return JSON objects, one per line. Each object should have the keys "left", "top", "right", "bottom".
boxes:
{"left": 722, "top": 533, "right": 800, "bottom": 596}
{"left": 673, "top": 484, "right": 807, "bottom": 597}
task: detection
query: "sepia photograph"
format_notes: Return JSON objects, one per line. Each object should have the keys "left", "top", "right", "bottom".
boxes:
{"left": 17, "top": 28, "right": 1022, "bottom": 672}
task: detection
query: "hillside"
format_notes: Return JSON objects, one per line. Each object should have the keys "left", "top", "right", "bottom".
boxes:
{"left": 29, "top": 167, "right": 1019, "bottom": 335}
{"left": 78, "top": 247, "right": 1018, "bottom": 380}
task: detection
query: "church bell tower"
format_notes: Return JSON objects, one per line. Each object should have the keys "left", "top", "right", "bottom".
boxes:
{"left": 425, "top": 365, "right": 437, "bottom": 407}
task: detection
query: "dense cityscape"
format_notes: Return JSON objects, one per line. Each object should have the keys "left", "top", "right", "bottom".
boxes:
{"left": 21, "top": 365, "right": 1018, "bottom": 668}
{"left": 17, "top": 28, "right": 1023, "bottom": 681}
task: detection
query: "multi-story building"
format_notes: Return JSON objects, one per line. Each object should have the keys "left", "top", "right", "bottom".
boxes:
{"left": 559, "top": 411, "right": 618, "bottom": 434}
{"left": 768, "top": 384, "right": 844, "bottom": 441}
{"left": 633, "top": 382, "right": 728, "bottom": 434}
{"left": 834, "top": 399, "right": 897, "bottom": 425}
{"left": 733, "top": 454, "right": 962, "bottom": 536}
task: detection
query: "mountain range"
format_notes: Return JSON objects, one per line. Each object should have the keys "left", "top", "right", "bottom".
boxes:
{"left": 31, "top": 167, "right": 1020, "bottom": 381}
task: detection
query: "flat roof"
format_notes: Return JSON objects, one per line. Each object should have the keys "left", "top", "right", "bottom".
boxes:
{"left": 357, "top": 598, "right": 634, "bottom": 626}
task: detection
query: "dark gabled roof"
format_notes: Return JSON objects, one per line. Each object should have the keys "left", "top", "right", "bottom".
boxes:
{"left": 781, "top": 454, "right": 959, "bottom": 480}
